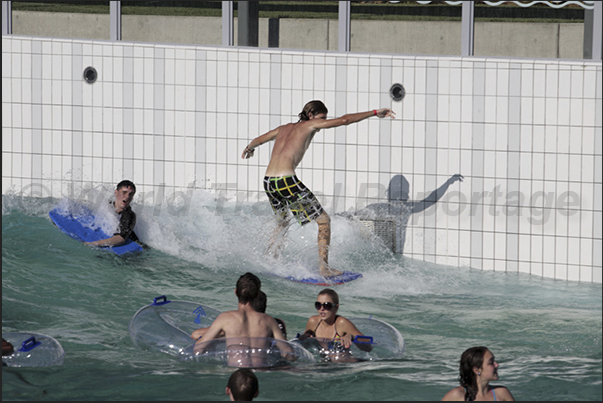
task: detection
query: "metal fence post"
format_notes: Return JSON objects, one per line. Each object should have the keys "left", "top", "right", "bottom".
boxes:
{"left": 238, "top": 1, "right": 258, "bottom": 47}
{"left": 2, "top": 0, "right": 12, "bottom": 35}
{"left": 592, "top": 1, "right": 602, "bottom": 60}
{"left": 461, "top": 1, "right": 474, "bottom": 56}
{"left": 222, "top": 1, "right": 234, "bottom": 46}
{"left": 338, "top": 1, "right": 351, "bottom": 52}
{"left": 110, "top": 1, "right": 121, "bottom": 41}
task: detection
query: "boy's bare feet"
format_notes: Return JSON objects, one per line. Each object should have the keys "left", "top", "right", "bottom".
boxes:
{"left": 320, "top": 265, "right": 343, "bottom": 278}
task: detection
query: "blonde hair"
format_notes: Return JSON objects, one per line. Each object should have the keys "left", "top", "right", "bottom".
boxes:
{"left": 318, "top": 288, "right": 339, "bottom": 306}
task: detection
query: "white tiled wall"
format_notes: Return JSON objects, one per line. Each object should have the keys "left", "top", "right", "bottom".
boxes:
{"left": 2, "top": 35, "right": 602, "bottom": 283}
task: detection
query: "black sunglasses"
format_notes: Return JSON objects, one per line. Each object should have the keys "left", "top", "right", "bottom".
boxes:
{"left": 315, "top": 301, "right": 336, "bottom": 311}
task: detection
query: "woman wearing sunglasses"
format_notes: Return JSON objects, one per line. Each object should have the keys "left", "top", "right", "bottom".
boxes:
{"left": 299, "top": 289, "right": 371, "bottom": 361}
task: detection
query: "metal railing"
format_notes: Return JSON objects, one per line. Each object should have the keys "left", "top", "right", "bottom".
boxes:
{"left": 2, "top": 0, "right": 601, "bottom": 59}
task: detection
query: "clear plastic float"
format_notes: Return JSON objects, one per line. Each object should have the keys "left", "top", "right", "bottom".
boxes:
{"left": 129, "top": 295, "right": 315, "bottom": 368}
{"left": 2, "top": 332, "right": 65, "bottom": 367}
{"left": 129, "top": 295, "right": 221, "bottom": 356}
{"left": 292, "top": 317, "right": 405, "bottom": 363}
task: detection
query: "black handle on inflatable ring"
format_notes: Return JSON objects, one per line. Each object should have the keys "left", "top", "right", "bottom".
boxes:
{"left": 153, "top": 295, "right": 171, "bottom": 306}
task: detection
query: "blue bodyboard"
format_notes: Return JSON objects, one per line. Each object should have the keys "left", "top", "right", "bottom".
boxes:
{"left": 282, "top": 271, "right": 363, "bottom": 286}
{"left": 49, "top": 205, "right": 143, "bottom": 255}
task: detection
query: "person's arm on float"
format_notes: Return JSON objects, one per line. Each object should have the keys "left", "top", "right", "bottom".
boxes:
{"left": 338, "top": 317, "right": 372, "bottom": 352}
{"left": 85, "top": 207, "right": 138, "bottom": 248}
{"left": 191, "top": 327, "right": 225, "bottom": 340}
{"left": 84, "top": 235, "right": 127, "bottom": 247}
{"left": 192, "top": 314, "right": 228, "bottom": 354}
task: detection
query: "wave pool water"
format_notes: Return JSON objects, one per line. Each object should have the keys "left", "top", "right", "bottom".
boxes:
{"left": 2, "top": 190, "right": 601, "bottom": 401}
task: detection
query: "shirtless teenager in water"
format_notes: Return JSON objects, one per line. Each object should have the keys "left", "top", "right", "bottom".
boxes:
{"left": 191, "top": 273, "right": 289, "bottom": 367}
{"left": 242, "top": 101, "right": 395, "bottom": 277}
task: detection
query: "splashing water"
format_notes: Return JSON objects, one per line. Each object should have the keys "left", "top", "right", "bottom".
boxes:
{"left": 2, "top": 189, "right": 601, "bottom": 401}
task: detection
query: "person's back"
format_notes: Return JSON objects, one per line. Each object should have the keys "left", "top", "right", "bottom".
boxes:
{"left": 216, "top": 308, "right": 279, "bottom": 339}
{"left": 192, "top": 273, "right": 288, "bottom": 367}
{"left": 265, "top": 121, "right": 317, "bottom": 176}
{"left": 193, "top": 273, "right": 286, "bottom": 358}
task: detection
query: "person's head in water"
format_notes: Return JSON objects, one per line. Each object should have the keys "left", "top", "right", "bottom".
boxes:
{"left": 459, "top": 346, "right": 499, "bottom": 401}
{"left": 235, "top": 272, "right": 261, "bottom": 305}
{"left": 250, "top": 291, "right": 267, "bottom": 313}
{"left": 315, "top": 288, "right": 339, "bottom": 322}
{"left": 250, "top": 291, "right": 287, "bottom": 338}
{"left": 318, "top": 288, "right": 339, "bottom": 306}
{"left": 298, "top": 100, "right": 328, "bottom": 121}
{"left": 226, "top": 368, "right": 259, "bottom": 401}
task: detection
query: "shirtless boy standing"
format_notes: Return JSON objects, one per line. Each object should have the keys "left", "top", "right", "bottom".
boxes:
{"left": 242, "top": 101, "right": 395, "bottom": 277}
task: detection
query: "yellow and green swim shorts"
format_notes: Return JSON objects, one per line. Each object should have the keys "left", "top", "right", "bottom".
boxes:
{"left": 263, "top": 175, "right": 324, "bottom": 225}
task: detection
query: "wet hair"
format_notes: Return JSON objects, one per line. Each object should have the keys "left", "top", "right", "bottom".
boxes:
{"left": 116, "top": 180, "right": 136, "bottom": 192}
{"left": 459, "top": 346, "right": 490, "bottom": 401}
{"left": 236, "top": 272, "right": 261, "bottom": 305}
{"left": 298, "top": 100, "right": 328, "bottom": 121}
{"left": 249, "top": 292, "right": 285, "bottom": 338}
{"left": 317, "top": 288, "right": 339, "bottom": 306}
{"left": 275, "top": 318, "right": 287, "bottom": 339}
{"left": 227, "top": 368, "right": 259, "bottom": 401}
{"left": 250, "top": 291, "right": 267, "bottom": 313}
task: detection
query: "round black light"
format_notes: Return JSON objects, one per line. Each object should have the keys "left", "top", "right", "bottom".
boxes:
{"left": 390, "top": 83, "right": 405, "bottom": 102}
{"left": 83, "top": 66, "right": 98, "bottom": 84}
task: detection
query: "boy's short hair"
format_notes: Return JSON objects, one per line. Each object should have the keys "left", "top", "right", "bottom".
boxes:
{"left": 235, "top": 272, "right": 261, "bottom": 305}
{"left": 227, "top": 368, "right": 259, "bottom": 401}
{"left": 116, "top": 180, "right": 136, "bottom": 192}
{"left": 250, "top": 291, "right": 267, "bottom": 313}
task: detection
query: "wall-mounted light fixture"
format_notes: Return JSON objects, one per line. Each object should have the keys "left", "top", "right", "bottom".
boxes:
{"left": 390, "top": 83, "right": 405, "bottom": 102}
{"left": 83, "top": 66, "right": 98, "bottom": 84}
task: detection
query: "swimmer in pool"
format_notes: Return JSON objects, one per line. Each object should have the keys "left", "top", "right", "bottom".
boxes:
{"left": 84, "top": 180, "right": 144, "bottom": 248}
{"left": 191, "top": 291, "right": 287, "bottom": 340}
{"left": 2, "top": 338, "right": 14, "bottom": 356}
{"left": 441, "top": 346, "right": 515, "bottom": 401}
{"left": 299, "top": 288, "right": 372, "bottom": 361}
{"left": 191, "top": 273, "right": 289, "bottom": 366}
{"left": 242, "top": 100, "right": 395, "bottom": 278}
{"left": 248, "top": 291, "right": 287, "bottom": 339}
{"left": 226, "top": 368, "right": 259, "bottom": 401}
{"left": 2, "top": 338, "right": 14, "bottom": 366}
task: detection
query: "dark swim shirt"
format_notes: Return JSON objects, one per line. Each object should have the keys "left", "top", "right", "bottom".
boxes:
{"left": 111, "top": 202, "right": 139, "bottom": 242}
